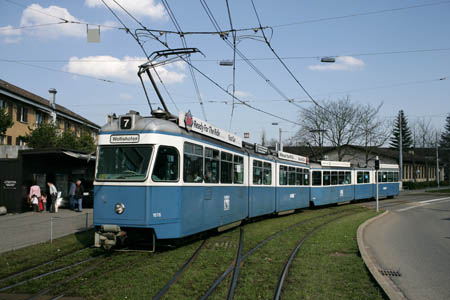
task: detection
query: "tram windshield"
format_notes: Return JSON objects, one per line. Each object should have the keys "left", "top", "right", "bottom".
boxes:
{"left": 96, "top": 145, "right": 153, "bottom": 181}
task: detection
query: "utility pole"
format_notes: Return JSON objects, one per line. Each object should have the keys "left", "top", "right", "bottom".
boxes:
{"left": 279, "top": 127, "right": 283, "bottom": 152}
{"left": 375, "top": 156, "right": 380, "bottom": 212}
{"left": 399, "top": 113, "right": 403, "bottom": 189}
{"left": 436, "top": 132, "right": 440, "bottom": 188}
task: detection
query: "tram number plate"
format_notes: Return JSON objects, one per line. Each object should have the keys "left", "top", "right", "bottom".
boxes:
{"left": 120, "top": 116, "right": 132, "bottom": 129}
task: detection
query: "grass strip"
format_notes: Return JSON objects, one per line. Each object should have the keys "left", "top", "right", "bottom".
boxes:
{"left": 281, "top": 210, "right": 386, "bottom": 300}
{"left": 0, "top": 229, "right": 94, "bottom": 279}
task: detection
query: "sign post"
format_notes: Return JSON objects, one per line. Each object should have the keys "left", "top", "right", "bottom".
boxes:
{"left": 375, "top": 156, "right": 380, "bottom": 212}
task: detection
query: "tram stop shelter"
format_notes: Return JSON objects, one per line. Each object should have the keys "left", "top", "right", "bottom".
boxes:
{"left": 0, "top": 148, "right": 96, "bottom": 213}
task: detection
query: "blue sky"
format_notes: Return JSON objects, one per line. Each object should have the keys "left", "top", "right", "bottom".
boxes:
{"left": 1, "top": 0, "right": 449, "bottom": 144}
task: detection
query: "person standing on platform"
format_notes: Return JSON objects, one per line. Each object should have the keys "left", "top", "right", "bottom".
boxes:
{"left": 69, "top": 180, "right": 76, "bottom": 210}
{"left": 47, "top": 181, "right": 58, "bottom": 213}
{"left": 74, "top": 179, "right": 84, "bottom": 212}
{"left": 28, "top": 182, "right": 41, "bottom": 212}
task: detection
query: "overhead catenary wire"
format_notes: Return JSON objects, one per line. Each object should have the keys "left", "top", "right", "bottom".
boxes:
{"left": 100, "top": 0, "right": 301, "bottom": 125}
{"left": 250, "top": 0, "right": 324, "bottom": 111}
{"left": 161, "top": 0, "right": 207, "bottom": 120}
{"left": 271, "top": 0, "right": 450, "bottom": 28}
{"left": 5, "top": 47, "right": 450, "bottom": 63}
{"left": 199, "top": 0, "right": 304, "bottom": 111}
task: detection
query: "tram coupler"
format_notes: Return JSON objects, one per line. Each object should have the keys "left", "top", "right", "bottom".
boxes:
{"left": 95, "top": 225, "right": 127, "bottom": 250}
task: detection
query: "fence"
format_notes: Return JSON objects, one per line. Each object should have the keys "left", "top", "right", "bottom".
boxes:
{"left": 0, "top": 210, "right": 93, "bottom": 254}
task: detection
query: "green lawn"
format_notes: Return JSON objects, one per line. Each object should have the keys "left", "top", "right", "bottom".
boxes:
{"left": 0, "top": 205, "right": 386, "bottom": 299}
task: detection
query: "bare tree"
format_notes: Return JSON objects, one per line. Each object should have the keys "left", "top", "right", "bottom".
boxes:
{"left": 322, "top": 97, "right": 363, "bottom": 160}
{"left": 357, "top": 102, "right": 391, "bottom": 165}
{"left": 294, "top": 96, "right": 365, "bottom": 161}
{"left": 412, "top": 117, "right": 437, "bottom": 148}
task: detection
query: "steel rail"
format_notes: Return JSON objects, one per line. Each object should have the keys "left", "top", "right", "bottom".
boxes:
{"left": 25, "top": 255, "right": 112, "bottom": 300}
{"left": 0, "top": 254, "right": 103, "bottom": 292}
{"left": 200, "top": 207, "right": 363, "bottom": 299}
{"left": 273, "top": 211, "right": 361, "bottom": 300}
{"left": 152, "top": 239, "right": 208, "bottom": 300}
{"left": 0, "top": 246, "right": 92, "bottom": 284}
{"left": 226, "top": 227, "right": 244, "bottom": 300}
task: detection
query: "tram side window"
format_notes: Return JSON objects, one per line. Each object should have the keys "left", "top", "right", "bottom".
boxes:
{"left": 233, "top": 155, "right": 244, "bottom": 184}
{"left": 263, "top": 162, "right": 272, "bottom": 185}
{"left": 205, "top": 148, "right": 220, "bottom": 183}
{"left": 331, "top": 171, "right": 338, "bottom": 185}
{"left": 364, "top": 172, "right": 370, "bottom": 184}
{"left": 345, "top": 171, "right": 351, "bottom": 184}
{"left": 253, "top": 160, "right": 263, "bottom": 185}
{"left": 152, "top": 146, "right": 179, "bottom": 182}
{"left": 323, "top": 171, "right": 330, "bottom": 186}
{"left": 357, "top": 172, "right": 364, "bottom": 184}
{"left": 378, "top": 171, "right": 382, "bottom": 183}
{"left": 304, "top": 170, "right": 310, "bottom": 185}
{"left": 221, "top": 152, "right": 233, "bottom": 184}
{"left": 295, "top": 168, "right": 303, "bottom": 186}
{"left": 338, "top": 171, "right": 345, "bottom": 185}
{"left": 382, "top": 172, "right": 388, "bottom": 183}
{"left": 387, "top": 171, "right": 394, "bottom": 182}
{"left": 312, "top": 171, "right": 321, "bottom": 186}
{"left": 288, "top": 167, "right": 296, "bottom": 185}
{"left": 184, "top": 143, "right": 203, "bottom": 183}
{"left": 393, "top": 171, "right": 399, "bottom": 182}
{"left": 279, "top": 165, "right": 288, "bottom": 185}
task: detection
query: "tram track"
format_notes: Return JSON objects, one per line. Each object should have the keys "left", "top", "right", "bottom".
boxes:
{"left": 273, "top": 211, "right": 358, "bottom": 300}
{"left": 199, "top": 207, "right": 363, "bottom": 299}
{"left": 0, "top": 246, "right": 92, "bottom": 284}
{"left": 152, "top": 239, "right": 208, "bottom": 300}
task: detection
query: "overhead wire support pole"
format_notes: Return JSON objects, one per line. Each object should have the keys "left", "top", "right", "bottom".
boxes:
{"left": 225, "top": 0, "right": 237, "bottom": 130}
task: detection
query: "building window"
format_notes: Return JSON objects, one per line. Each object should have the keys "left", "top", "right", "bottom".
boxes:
{"left": 35, "top": 111, "right": 45, "bottom": 126}
{"left": 16, "top": 137, "right": 25, "bottom": 146}
{"left": 7, "top": 135, "right": 12, "bottom": 145}
{"left": 16, "top": 105, "right": 28, "bottom": 123}
{"left": 65, "top": 120, "right": 72, "bottom": 131}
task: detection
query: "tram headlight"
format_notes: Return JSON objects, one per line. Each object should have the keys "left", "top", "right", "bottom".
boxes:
{"left": 114, "top": 203, "right": 125, "bottom": 215}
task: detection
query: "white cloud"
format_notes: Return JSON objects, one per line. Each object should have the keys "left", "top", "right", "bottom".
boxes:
{"left": 0, "top": 25, "right": 22, "bottom": 43}
{"left": 85, "top": 0, "right": 167, "bottom": 20}
{"left": 20, "top": 4, "right": 85, "bottom": 38}
{"left": 0, "top": 4, "right": 115, "bottom": 42}
{"left": 234, "top": 90, "right": 252, "bottom": 98}
{"left": 64, "top": 55, "right": 186, "bottom": 84}
{"left": 308, "top": 56, "right": 365, "bottom": 71}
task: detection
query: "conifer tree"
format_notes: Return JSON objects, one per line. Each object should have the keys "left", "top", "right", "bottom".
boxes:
{"left": 440, "top": 113, "right": 450, "bottom": 148}
{"left": 390, "top": 110, "right": 413, "bottom": 149}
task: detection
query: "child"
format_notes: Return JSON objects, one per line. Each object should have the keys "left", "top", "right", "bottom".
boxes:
{"left": 40, "top": 192, "right": 47, "bottom": 212}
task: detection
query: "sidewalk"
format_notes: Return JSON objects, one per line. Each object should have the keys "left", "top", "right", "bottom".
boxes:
{"left": 0, "top": 208, "right": 93, "bottom": 254}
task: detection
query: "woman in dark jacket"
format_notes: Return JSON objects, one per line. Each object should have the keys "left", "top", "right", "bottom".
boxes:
{"left": 74, "top": 180, "right": 84, "bottom": 212}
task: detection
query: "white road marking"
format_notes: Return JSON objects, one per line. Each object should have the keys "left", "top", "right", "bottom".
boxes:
{"left": 396, "top": 197, "right": 450, "bottom": 212}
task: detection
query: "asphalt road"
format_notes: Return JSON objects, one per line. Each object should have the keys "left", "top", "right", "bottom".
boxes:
{"left": 363, "top": 192, "right": 450, "bottom": 300}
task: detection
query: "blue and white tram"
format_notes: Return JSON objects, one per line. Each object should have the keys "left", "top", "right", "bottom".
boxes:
{"left": 93, "top": 110, "right": 400, "bottom": 249}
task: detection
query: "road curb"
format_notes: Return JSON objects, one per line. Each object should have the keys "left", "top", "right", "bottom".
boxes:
{"left": 357, "top": 210, "right": 407, "bottom": 300}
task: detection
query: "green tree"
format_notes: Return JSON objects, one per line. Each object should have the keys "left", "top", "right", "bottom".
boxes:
{"left": 57, "top": 130, "right": 80, "bottom": 149}
{"left": 440, "top": 113, "right": 450, "bottom": 181}
{"left": 390, "top": 110, "right": 413, "bottom": 150}
{"left": 0, "top": 107, "right": 14, "bottom": 136}
{"left": 78, "top": 132, "right": 96, "bottom": 153}
{"left": 24, "top": 122, "right": 58, "bottom": 148}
